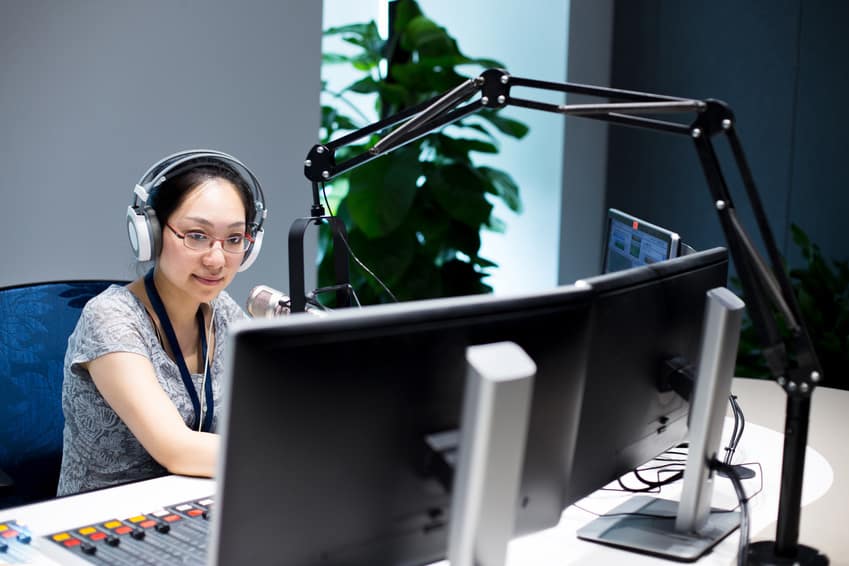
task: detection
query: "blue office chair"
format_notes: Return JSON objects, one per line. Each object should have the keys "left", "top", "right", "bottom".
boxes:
{"left": 0, "top": 279, "right": 128, "bottom": 509}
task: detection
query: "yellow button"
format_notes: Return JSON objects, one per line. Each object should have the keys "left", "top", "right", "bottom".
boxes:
{"left": 78, "top": 527, "right": 97, "bottom": 535}
{"left": 52, "top": 532, "right": 71, "bottom": 542}
{"left": 128, "top": 515, "right": 147, "bottom": 523}
{"left": 0, "top": 524, "right": 7, "bottom": 532}
{"left": 103, "top": 520, "right": 122, "bottom": 529}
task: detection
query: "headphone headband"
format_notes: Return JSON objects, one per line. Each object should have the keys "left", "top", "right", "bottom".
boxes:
{"left": 127, "top": 149, "right": 267, "bottom": 271}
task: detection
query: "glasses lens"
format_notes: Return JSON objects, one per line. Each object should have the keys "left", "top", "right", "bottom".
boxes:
{"left": 223, "top": 236, "right": 249, "bottom": 253}
{"left": 183, "top": 232, "right": 210, "bottom": 251}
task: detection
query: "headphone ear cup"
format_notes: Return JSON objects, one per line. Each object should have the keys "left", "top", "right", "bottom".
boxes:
{"left": 145, "top": 206, "right": 162, "bottom": 259}
{"left": 238, "top": 228, "right": 264, "bottom": 272}
{"left": 126, "top": 205, "right": 161, "bottom": 262}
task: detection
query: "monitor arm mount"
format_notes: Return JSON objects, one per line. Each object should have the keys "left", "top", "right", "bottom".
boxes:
{"left": 300, "top": 68, "right": 824, "bottom": 563}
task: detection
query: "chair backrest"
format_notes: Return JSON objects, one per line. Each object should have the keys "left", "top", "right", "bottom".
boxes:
{"left": 0, "top": 280, "right": 128, "bottom": 509}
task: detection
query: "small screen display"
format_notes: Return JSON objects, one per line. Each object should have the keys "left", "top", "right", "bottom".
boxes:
{"left": 603, "top": 209, "right": 680, "bottom": 273}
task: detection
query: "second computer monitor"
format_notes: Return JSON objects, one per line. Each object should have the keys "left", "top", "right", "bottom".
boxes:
{"left": 566, "top": 246, "right": 729, "bottom": 505}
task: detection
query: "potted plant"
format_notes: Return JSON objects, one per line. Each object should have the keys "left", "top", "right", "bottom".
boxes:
{"left": 735, "top": 224, "right": 848, "bottom": 390}
{"left": 316, "top": 0, "right": 528, "bottom": 305}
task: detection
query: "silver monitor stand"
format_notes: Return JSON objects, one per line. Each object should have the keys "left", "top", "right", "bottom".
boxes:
{"left": 577, "top": 287, "right": 745, "bottom": 561}
{"left": 448, "top": 341, "right": 536, "bottom": 566}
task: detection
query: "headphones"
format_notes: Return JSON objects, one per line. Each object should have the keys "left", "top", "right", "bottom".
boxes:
{"left": 126, "top": 149, "right": 267, "bottom": 272}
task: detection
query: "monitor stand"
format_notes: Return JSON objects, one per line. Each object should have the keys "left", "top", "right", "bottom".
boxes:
{"left": 577, "top": 287, "right": 745, "bottom": 561}
{"left": 447, "top": 341, "right": 536, "bottom": 566}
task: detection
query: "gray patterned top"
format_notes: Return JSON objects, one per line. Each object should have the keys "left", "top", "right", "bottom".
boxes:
{"left": 57, "top": 284, "right": 246, "bottom": 496}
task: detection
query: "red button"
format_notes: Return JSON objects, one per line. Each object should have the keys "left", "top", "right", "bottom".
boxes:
{"left": 187, "top": 509, "right": 203, "bottom": 517}
{"left": 139, "top": 520, "right": 157, "bottom": 529}
{"left": 90, "top": 532, "right": 106, "bottom": 541}
{"left": 1, "top": 530, "right": 17, "bottom": 539}
{"left": 163, "top": 514, "right": 181, "bottom": 523}
{"left": 115, "top": 526, "right": 132, "bottom": 535}
{"left": 63, "top": 539, "right": 81, "bottom": 547}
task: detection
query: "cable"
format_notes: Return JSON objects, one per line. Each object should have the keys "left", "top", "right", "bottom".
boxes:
{"left": 724, "top": 394, "right": 746, "bottom": 465}
{"left": 712, "top": 460, "right": 750, "bottom": 566}
{"left": 319, "top": 182, "right": 399, "bottom": 304}
{"left": 197, "top": 303, "right": 215, "bottom": 432}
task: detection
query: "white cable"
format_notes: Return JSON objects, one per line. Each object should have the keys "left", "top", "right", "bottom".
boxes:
{"left": 197, "top": 303, "right": 215, "bottom": 432}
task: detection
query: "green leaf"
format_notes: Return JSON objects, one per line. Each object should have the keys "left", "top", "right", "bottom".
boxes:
{"left": 478, "top": 109, "right": 530, "bottom": 139}
{"left": 389, "top": 63, "right": 466, "bottom": 95}
{"left": 487, "top": 215, "right": 507, "bottom": 233}
{"left": 479, "top": 166, "right": 522, "bottom": 213}
{"left": 345, "top": 144, "right": 422, "bottom": 237}
{"left": 347, "top": 76, "right": 381, "bottom": 95}
{"left": 401, "top": 16, "right": 459, "bottom": 57}
{"left": 428, "top": 163, "right": 492, "bottom": 229}
{"left": 346, "top": 227, "right": 417, "bottom": 293}
{"left": 429, "top": 134, "right": 498, "bottom": 164}
{"left": 322, "top": 53, "right": 355, "bottom": 65}
{"left": 440, "top": 259, "right": 492, "bottom": 297}
{"left": 324, "top": 22, "right": 377, "bottom": 38}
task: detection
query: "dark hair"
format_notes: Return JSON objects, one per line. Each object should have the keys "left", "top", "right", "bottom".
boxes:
{"left": 151, "top": 163, "right": 256, "bottom": 231}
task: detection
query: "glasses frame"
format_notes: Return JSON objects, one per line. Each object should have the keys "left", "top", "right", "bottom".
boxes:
{"left": 166, "top": 223, "right": 254, "bottom": 254}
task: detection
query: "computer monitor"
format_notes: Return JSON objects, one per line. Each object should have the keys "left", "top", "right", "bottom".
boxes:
{"left": 571, "top": 248, "right": 744, "bottom": 560}
{"left": 209, "top": 285, "right": 593, "bottom": 566}
{"left": 602, "top": 208, "right": 681, "bottom": 273}
{"left": 566, "top": 246, "right": 729, "bottom": 506}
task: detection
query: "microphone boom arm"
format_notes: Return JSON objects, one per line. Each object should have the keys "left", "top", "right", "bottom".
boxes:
{"left": 298, "top": 68, "right": 824, "bottom": 561}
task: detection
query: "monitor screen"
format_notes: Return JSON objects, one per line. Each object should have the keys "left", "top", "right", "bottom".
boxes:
{"left": 210, "top": 285, "right": 593, "bottom": 566}
{"left": 565, "top": 246, "right": 729, "bottom": 506}
{"left": 602, "top": 208, "right": 681, "bottom": 273}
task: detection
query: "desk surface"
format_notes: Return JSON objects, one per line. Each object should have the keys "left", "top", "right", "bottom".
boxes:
{"left": 1, "top": 377, "right": 846, "bottom": 565}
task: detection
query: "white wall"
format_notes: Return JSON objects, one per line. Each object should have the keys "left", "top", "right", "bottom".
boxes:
{"left": 0, "top": 1, "right": 324, "bottom": 304}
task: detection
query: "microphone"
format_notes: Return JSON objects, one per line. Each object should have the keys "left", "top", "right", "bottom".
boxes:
{"left": 246, "top": 285, "right": 329, "bottom": 318}
{"left": 246, "top": 285, "right": 291, "bottom": 318}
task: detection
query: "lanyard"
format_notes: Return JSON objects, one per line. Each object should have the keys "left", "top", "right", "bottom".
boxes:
{"left": 143, "top": 269, "right": 214, "bottom": 432}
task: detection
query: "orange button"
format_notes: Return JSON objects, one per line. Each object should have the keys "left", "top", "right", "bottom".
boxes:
{"left": 90, "top": 532, "right": 106, "bottom": 541}
{"left": 140, "top": 520, "right": 157, "bottom": 529}
{"left": 63, "top": 539, "right": 81, "bottom": 547}
{"left": 163, "top": 514, "right": 181, "bottom": 523}
{"left": 187, "top": 509, "right": 203, "bottom": 517}
{"left": 115, "top": 526, "right": 132, "bottom": 535}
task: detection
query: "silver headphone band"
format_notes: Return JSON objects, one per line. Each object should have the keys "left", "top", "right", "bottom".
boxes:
{"left": 133, "top": 149, "right": 266, "bottom": 231}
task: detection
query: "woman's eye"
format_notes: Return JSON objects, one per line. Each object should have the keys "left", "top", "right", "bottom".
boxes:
{"left": 186, "top": 232, "right": 209, "bottom": 242}
{"left": 226, "top": 235, "right": 244, "bottom": 245}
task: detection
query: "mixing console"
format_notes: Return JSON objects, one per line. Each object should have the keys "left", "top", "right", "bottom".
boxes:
{"left": 1, "top": 497, "right": 213, "bottom": 565}
{"left": 0, "top": 520, "right": 34, "bottom": 564}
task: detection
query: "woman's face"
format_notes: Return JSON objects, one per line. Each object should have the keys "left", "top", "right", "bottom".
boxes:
{"left": 157, "top": 177, "right": 248, "bottom": 304}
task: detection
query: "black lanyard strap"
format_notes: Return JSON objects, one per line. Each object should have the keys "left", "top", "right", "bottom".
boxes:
{"left": 143, "top": 269, "right": 214, "bottom": 431}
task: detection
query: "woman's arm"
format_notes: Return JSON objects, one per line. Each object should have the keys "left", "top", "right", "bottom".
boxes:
{"left": 87, "top": 352, "right": 219, "bottom": 477}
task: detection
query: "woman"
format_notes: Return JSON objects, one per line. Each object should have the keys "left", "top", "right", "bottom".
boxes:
{"left": 57, "top": 150, "right": 266, "bottom": 495}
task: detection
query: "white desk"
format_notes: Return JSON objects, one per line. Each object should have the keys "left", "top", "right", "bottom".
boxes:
{"left": 1, "top": 378, "right": 845, "bottom": 565}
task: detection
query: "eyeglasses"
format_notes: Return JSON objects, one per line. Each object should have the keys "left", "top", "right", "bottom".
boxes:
{"left": 166, "top": 224, "right": 253, "bottom": 254}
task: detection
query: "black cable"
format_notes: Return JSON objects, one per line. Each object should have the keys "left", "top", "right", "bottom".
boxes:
{"left": 320, "top": 182, "right": 399, "bottom": 304}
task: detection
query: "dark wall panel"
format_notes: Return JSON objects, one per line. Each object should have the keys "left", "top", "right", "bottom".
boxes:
{"left": 605, "top": 1, "right": 846, "bottom": 271}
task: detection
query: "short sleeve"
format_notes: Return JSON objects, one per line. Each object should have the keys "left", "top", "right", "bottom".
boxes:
{"left": 66, "top": 287, "right": 151, "bottom": 376}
